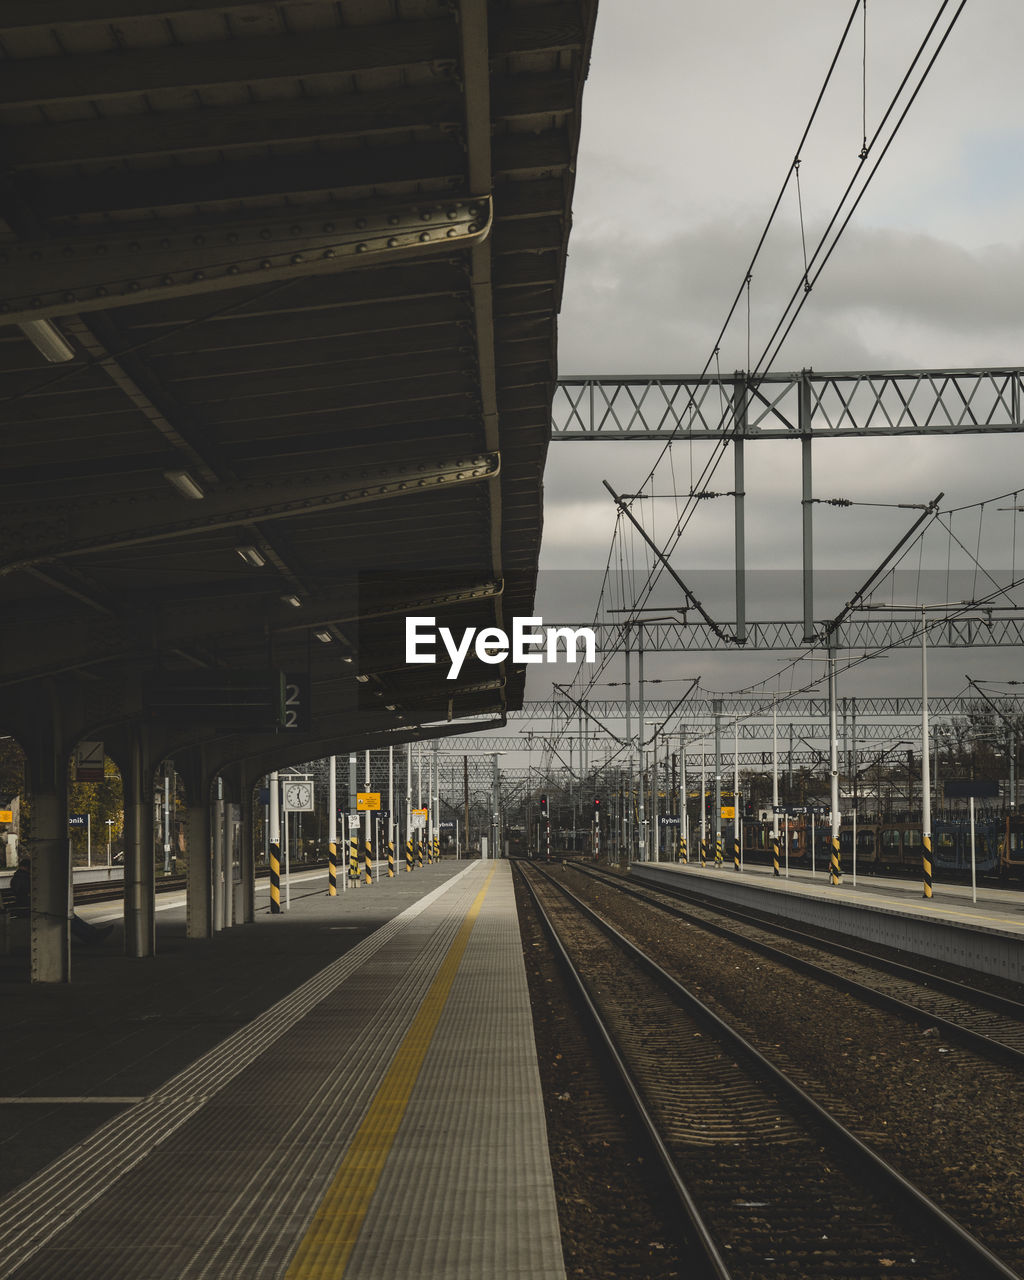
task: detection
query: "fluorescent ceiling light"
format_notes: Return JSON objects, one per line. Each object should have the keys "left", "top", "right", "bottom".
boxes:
{"left": 341, "top": 655, "right": 353, "bottom": 664}
{"left": 19, "top": 319, "right": 75, "bottom": 364}
{"left": 235, "top": 545, "right": 266, "bottom": 567}
{"left": 355, "top": 674, "right": 370, "bottom": 683}
{"left": 164, "top": 470, "right": 205, "bottom": 500}
{"left": 314, "top": 629, "right": 333, "bottom": 643}
{"left": 281, "top": 594, "right": 302, "bottom": 608}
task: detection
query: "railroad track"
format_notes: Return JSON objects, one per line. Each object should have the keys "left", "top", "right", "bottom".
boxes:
{"left": 73, "top": 876, "right": 185, "bottom": 904}
{"left": 71, "top": 859, "right": 334, "bottom": 905}
{"left": 574, "top": 863, "right": 1024, "bottom": 1069}
{"left": 517, "top": 861, "right": 1021, "bottom": 1280}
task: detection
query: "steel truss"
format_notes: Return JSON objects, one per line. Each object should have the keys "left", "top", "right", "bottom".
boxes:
{"left": 567, "top": 617, "right": 1024, "bottom": 652}
{"left": 522, "top": 695, "right": 1020, "bottom": 719}
{"left": 552, "top": 368, "right": 1024, "bottom": 440}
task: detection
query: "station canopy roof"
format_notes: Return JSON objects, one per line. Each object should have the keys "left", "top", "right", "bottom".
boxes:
{"left": 0, "top": 0, "right": 597, "bottom": 774}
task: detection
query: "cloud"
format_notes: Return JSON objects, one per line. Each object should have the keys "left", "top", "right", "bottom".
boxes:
{"left": 558, "top": 217, "right": 1024, "bottom": 375}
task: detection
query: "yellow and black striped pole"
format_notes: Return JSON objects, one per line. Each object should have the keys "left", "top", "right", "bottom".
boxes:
{"left": 364, "top": 837, "right": 373, "bottom": 885}
{"left": 328, "top": 841, "right": 337, "bottom": 896}
{"left": 772, "top": 834, "right": 781, "bottom": 877}
{"left": 270, "top": 841, "right": 281, "bottom": 913}
{"left": 922, "top": 833, "right": 933, "bottom": 898}
{"left": 416, "top": 833, "right": 423, "bottom": 868}
{"left": 433, "top": 834, "right": 439, "bottom": 863}
{"left": 406, "top": 837, "right": 414, "bottom": 872}
{"left": 699, "top": 838, "right": 707, "bottom": 868}
{"left": 349, "top": 833, "right": 359, "bottom": 885}
{"left": 733, "top": 833, "right": 740, "bottom": 872}
{"left": 679, "top": 832, "right": 687, "bottom": 863}
{"left": 387, "top": 840, "right": 395, "bottom": 878}
{"left": 715, "top": 836, "right": 723, "bottom": 866}
{"left": 829, "top": 833, "right": 842, "bottom": 886}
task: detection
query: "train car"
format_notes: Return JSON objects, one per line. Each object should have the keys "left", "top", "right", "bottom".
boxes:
{"left": 741, "top": 817, "right": 809, "bottom": 867}
{"left": 998, "top": 815, "right": 1024, "bottom": 879}
{"left": 839, "top": 817, "right": 1000, "bottom": 876}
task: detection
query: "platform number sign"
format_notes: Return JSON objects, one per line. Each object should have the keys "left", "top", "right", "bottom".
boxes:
{"left": 283, "top": 674, "right": 310, "bottom": 731}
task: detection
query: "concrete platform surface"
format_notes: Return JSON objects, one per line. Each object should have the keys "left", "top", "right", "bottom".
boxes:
{"left": 0, "top": 860, "right": 565, "bottom": 1280}
{"left": 632, "top": 860, "right": 1024, "bottom": 983}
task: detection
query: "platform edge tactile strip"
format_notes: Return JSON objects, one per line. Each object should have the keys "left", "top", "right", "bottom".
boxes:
{"left": 340, "top": 862, "right": 566, "bottom": 1280}
{"left": 0, "top": 865, "right": 479, "bottom": 1280}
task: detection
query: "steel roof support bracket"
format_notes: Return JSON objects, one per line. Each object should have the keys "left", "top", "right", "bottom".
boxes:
{"left": 0, "top": 197, "right": 493, "bottom": 323}
{"left": 0, "top": 453, "right": 500, "bottom": 573}
{"left": 458, "top": 0, "right": 505, "bottom": 714}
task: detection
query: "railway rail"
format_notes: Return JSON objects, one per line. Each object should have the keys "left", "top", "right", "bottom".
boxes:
{"left": 69, "top": 859, "right": 334, "bottom": 905}
{"left": 516, "top": 860, "right": 1022, "bottom": 1280}
{"left": 575, "top": 864, "right": 1024, "bottom": 1070}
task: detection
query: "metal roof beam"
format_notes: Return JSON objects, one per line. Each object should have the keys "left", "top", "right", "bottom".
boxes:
{"left": 0, "top": 578, "right": 504, "bottom": 684}
{"left": 0, "top": 23, "right": 459, "bottom": 108}
{"left": 0, "top": 197, "right": 491, "bottom": 324}
{"left": 1, "top": 453, "right": 500, "bottom": 573}
{"left": 6, "top": 73, "right": 575, "bottom": 170}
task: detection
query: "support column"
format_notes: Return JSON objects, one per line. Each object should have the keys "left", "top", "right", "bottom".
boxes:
{"left": 269, "top": 769, "right": 282, "bottom": 911}
{"left": 714, "top": 699, "right": 723, "bottom": 866}
{"left": 829, "top": 648, "right": 842, "bottom": 887}
{"left": 733, "top": 375, "right": 747, "bottom": 643}
{"left": 186, "top": 797, "right": 212, "bottom": 939}
{"left": 123, "top": 726, "right": 156, "bottom": 958}
{"left": 24, "top": 704, "right": 71, "bottom": 982}
{"left": 239, "top": 781, "right": 255, "bottom": 923}
{"left": 800, "top": 370, "right": 814, "bottom": 644}
{"left": 212, "top": 777, "right": 226, "bottom": 931}
{"left": 637, "top": 628, "right": 646, "bottom": 861}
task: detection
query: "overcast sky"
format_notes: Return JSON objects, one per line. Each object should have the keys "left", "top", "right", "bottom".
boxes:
{"left": 524, "top": 0, "right": 1024, "bottom": 720}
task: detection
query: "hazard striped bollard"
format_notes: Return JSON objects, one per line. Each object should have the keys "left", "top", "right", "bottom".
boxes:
{"left": 328, "top": 841, "right": 337, "bottom": 896}
{"left": 715, "top": 837, "right": 723, "bottom": 866}
{"left": 387, "top": 841, "right": 395, "bottom": 878}
{"left": 772, "top": 836, "right": 781, "bottom": 877}
{"left": 733, "top": 835, "right": 740, "bottom": 872}
{"left": 433, "top": 835, "right": 439, "bottom": 863}
{"left": 349, "top": 836, "right": 359, "bottom": 884}
{"left": 416, "top": 835, "right": 423, "bottom": 869}
{"left": 679, "top": 833, "right": 687, "bottom": 863}
{"left": 829, "top": 835, "right": 842, "bottom": 886}
{"left": 406, "top": 838, "right": 414, "bottom": 872}
{"left": 270, "top": 842, "right": 281, "bottom": 913}
{"left": 364, "top": 839, "right": 373, "bottom": 885}
{"left": 922, "top": 834, "right": 933, "bottom": 898}
{"left": 700, "top": 839, "right": 707, "bottom": 868}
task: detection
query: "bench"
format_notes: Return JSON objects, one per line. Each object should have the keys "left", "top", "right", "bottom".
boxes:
{"left": 1, "top": 886, "right": 29, "bottom": 955}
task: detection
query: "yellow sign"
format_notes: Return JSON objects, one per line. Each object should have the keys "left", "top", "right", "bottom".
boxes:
{"left": 0, "top": 810, "right": 12, "bottom": 824}
{"left": 356, "top": 792, "right": 380, "bottom": 811}
{"left": 412, "top": 808, "right": 428, "bottom": 819}
{"left": 721, "top": 806, "right": 735, "bottom": 820}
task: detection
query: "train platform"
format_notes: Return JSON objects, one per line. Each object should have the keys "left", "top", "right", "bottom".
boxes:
{"left": 0, "top": 860, "right": 566, "bottom": 1280}
{"left": 631, "top": 859, "right": 1024, "bottom": 985}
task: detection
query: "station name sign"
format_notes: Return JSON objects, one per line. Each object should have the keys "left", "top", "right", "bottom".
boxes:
{"left": 773, "top": 805, "right": 833, "bottom": 818}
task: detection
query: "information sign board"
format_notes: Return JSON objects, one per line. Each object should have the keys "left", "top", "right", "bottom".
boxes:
{"left": 943, "top": 779, "right": 1000, "bottom": 799}
{"left": 74, "top": 741, "right": 105, "bottom": 782}
{"left": 356, "top": 792, "right": 381, "bottom": 811}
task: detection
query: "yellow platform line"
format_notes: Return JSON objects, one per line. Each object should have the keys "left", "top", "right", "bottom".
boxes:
{"left": 286, "top": 866, "right": 497, "bottom": 1279}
